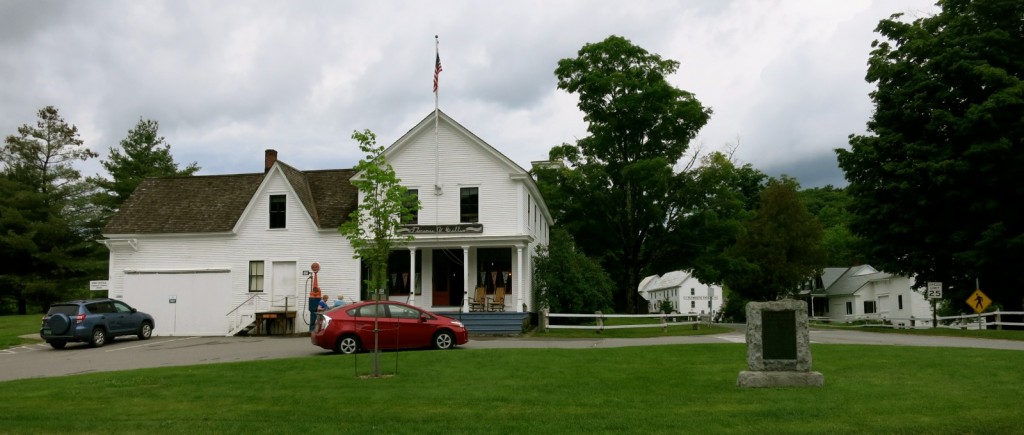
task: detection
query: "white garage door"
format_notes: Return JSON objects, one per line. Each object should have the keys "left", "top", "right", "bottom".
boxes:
{"left": 124, "top": 271, "right": 232, "bottom": 336}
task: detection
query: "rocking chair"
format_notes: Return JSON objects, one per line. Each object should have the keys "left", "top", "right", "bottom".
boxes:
{"left": 468, "top": 286, "right": 487, "bottom": 312}
{"left": 487, "top": 287, "right": 506, "bottom": 312}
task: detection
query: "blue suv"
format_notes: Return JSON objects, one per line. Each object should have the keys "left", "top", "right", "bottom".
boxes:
{"left": 40, "top": 298, "right": 155, "bottom": 349}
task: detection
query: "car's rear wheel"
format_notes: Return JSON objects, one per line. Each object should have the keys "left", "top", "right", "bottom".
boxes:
{"left": 49, "top": 341, "right": 66, "bottom": 350}
{"left": 334, "top": 335, "right": 360, "bottom": 354}
{"left": 433, "top": 330, "right": 455, "bottom": 350}
{"left": 137, "top": 321, "right": 153, "bottom": 340}
{"left": 89, "top": 328, "right": 107, "bottom": 348}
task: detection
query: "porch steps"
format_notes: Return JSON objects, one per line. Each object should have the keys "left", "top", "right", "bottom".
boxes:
{"left": 454, "top": 312, "right": 529, "bottom": 335}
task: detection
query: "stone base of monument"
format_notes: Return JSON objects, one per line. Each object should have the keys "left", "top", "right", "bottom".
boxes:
{"left": 737, "top": 370, "right": 824, "bottom": 388}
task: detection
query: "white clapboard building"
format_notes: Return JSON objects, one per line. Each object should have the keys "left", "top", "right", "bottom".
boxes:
{"left": 101, "top": 110, "right": 551, "bottom": 336}
{"left": 638, "top": 271, "right": 722, "bottom": 315}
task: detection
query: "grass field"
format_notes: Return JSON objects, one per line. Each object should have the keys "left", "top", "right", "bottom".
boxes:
{"left": 1, "top": 343, "right": 1022, "bottom": 434}
{"left": 3, "top": 314, "right": 1024, "bottom": 433}
{"left": 0, "top": 314, "right": 40, "bottom": 348}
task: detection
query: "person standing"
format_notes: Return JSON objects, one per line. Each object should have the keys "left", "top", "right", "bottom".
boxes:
{"left": 333, "top": 295, "right": 348, "bottom": 308}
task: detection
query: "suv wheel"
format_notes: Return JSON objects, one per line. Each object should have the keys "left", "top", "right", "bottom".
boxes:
{"left": 138, "top": 321, "right": 153, "bottom": 340}
{"left": 89, "top": 328, "right": 107, "bottom": 348}
{"left": 49, "top": 341, "right": 67, "bottom": 350}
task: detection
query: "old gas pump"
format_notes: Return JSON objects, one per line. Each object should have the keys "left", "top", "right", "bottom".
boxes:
{"left": 308, "top": 262, "right": 322, "bottom": 332}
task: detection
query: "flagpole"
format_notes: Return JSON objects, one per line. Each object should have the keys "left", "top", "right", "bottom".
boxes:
{"left": 434, "top": 35, "right": 440, "bottom": 203}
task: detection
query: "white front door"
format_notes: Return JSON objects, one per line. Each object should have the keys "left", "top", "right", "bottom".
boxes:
{"left": 272, "top": 262, "right": 297, "bottom": 308}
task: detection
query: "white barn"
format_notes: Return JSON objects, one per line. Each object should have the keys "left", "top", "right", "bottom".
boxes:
{"left": 637, "top": 271, "right": 722, "bottom": 315}
{"left": 101, "top": 110, "right": 551, "bottom": 336}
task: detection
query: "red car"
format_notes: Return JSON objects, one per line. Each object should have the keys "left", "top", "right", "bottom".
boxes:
{"left": 311, "top": 300, "right": 469, "bottom": 354}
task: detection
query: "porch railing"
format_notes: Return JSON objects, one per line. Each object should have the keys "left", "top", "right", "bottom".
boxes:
{"left": 225, "top": 294, "right": 297, "bottom": 336}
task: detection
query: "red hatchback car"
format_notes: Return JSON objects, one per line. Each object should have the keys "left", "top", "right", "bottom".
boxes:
{"left": 311, "top": 300, "right": 469, "bottom": 354}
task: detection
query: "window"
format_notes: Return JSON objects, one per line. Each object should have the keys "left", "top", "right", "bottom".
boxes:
{"left": 690, "top": 301, "right": 696, "bottom": 309}
{"left": 864, "top": 301, "right": 877, "bottom": 314}
{"left": 898, "top": 295, "right": 904, "bottom": 310}
{"left": 460, "top": 187, "right": 479, "bottom": 223}
{"left": 404, "top": 189, "right": 419, "bottom": 224}
{"left": 389, "top": 304, "right": 424, "bottom": 320}
{"left": 249, "top": 261, "right": 265, "bottom": 292}
{"left": 691, "top": 288, "right": 695, "bottom": 296}
{"left": 845, "top": 302, "right": 853, "bottom": 315}
{"left": 269, "top": 195, "right": 286, "bottom": 229}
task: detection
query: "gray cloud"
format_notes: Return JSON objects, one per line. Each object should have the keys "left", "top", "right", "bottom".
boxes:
{"left": 0, "top": 0, "right": 939, "bottom": 187}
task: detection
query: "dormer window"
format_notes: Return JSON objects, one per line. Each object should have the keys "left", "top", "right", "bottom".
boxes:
{"left": 269, "top": 195, "right": 286, "bottom": 229}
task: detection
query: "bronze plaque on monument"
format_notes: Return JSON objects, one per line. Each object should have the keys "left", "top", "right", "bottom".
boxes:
{"left": 762, "top": 310, "right": 797, "bottom": 360}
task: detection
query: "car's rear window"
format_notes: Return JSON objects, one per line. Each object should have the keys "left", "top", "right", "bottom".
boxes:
{"left": 46, "top": 305, "right": 80, "bottom": 317}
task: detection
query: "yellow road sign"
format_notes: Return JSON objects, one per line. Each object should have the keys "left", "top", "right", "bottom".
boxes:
{"left": 966, "top": 289, "right": 992, "bottom": 314}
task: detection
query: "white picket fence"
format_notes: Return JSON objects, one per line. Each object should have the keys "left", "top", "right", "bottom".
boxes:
{"left": 811, "top": 310, "right": 1024, "bottom": 330}
{"left": 539, "top": 309, "right": 712, "bottom": 333}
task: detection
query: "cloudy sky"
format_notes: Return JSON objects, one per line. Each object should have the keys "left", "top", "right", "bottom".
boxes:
{"left": 0, "top": 0, "right": 939, "bottom": 188}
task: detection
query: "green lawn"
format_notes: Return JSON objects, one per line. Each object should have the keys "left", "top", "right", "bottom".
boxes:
{"left": 3, "top": 314, "right": 1024, "bottom": 433}
{"left": 1, "top": 344, "right": 1022, "bottom": 434}
{"left": 0, "top": 314, "right": 41, "bottom": 348}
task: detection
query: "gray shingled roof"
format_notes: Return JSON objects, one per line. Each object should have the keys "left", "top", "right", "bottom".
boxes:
{"left": 823, "top": 265, "right": 893, "bottom": 296}
{"left": 103, "top": 164, "right": 356, "bottom": 235}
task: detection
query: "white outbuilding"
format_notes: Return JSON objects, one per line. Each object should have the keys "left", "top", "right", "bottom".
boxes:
{"left": 638, "top": 271, "right": 722, "bottom": 316}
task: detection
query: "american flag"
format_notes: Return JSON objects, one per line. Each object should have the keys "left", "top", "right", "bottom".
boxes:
{"left": 433, "top": 52, "right": 443, "bottom": 93}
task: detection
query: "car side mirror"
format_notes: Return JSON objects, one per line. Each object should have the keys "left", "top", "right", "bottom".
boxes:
{"left": 131, "top": 308, "right": 137, "bottom": 313}
{"left": 419, "top": 314, "right": 427, "bottom": 323}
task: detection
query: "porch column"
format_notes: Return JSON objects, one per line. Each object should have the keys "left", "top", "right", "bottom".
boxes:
{"left": 516, "top": 245, "right": 524, "bottom": 312}
{"left": 408, "top": 247, "right": 418, "bottom": 306}
{"left": 461, "top": 246, "right": 471, "bottom": 312}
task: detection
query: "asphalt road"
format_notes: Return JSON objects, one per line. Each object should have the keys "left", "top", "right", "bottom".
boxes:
{"left": 3, "top": 327, "right": 1023, "bottom": 383}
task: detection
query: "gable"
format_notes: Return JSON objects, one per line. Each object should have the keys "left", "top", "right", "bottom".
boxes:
{"left": 375, "top": 110, "right": 553, "bottom": 226}
{"left": 103, "top": 164, "right": 357, "bottom": 235}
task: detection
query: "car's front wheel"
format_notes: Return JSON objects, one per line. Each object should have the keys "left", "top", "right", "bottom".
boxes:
{"left": 138, "top": 321, "right": 153, "bottom": 340}
{"left": 335, "top": 335, "right": 360, "bottom": 354}
{"left": 433, "top": 330, "right": 455, "bottom": 350}
{"left": 89, "top": 328, "right": 107, "bottom": 348}
{"left": 49, "top": 341, "right": 66, "bottom": 350}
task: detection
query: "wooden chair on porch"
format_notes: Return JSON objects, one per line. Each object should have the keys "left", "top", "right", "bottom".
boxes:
{"left": 468, "top": 286, "right": 487, "bottom": 312}
{"left": 487, "top": 287, "right": 506, "bottom": 312}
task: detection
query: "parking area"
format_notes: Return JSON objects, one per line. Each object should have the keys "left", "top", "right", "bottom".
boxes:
{"left": 0, "top": 335, "right": 322, "bottom": 382}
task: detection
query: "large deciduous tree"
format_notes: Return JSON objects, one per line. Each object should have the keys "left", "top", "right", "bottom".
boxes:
{"left": 656, "top": 152, "right": 766, "bottom": 287}
{"left": 837, "top": 0, "right": 1024, "bottom": 311}
{"left": 92, "top": 118, "right": 200, "bottom": 216}
{"left": 727, "top": 178, "right": 826, "bottom": 302}
{"left": 1, "top": 106, "right": 103, "bottom": 313}
{"left": 547, "top": 35, "right": 711, "bottom": 313}
{"left": 798, "top": 186, "right": 864, "bottom": 267}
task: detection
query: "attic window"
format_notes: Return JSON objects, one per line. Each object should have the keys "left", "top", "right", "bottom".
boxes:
{"left": 269, "top": 195, "right": 286, "bottom": 229}
{"left": 405, "top": 189, "right": 419, "bottom": 225}
{"left": 460, "top": 187, "right": 479, "bottom": 223}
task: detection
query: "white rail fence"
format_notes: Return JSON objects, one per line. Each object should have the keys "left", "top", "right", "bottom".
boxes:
{"left": 539, "top": 309, "right": 712, "bottom": 333}
{"left": 810, "top": 310, "right": 1024, "bottom": 330}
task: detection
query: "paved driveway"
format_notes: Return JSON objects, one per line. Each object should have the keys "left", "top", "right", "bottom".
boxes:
{"left": 4, "top": 328, "right": 1023, "bottom": 382}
